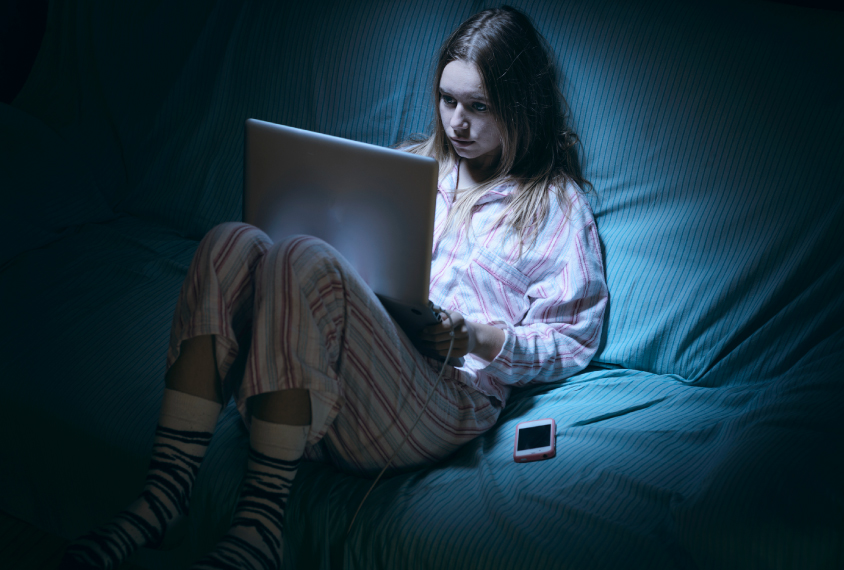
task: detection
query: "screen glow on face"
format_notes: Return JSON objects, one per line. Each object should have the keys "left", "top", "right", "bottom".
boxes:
{"left": 517, "top": 424, "right": 551, "bottom": 450}
{"left": 438, "top": 60, "right": 502, "bottom": 166}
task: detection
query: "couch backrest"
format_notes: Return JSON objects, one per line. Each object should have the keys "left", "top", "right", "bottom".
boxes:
{"left": 541, "top": 0, "right": 844, "bottom": 385}
{"left": 13, "top": 0, "right": 844, "bottom": 384}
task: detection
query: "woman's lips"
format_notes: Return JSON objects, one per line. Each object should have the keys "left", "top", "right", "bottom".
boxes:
{"left": 450, "top": 137, "right": 473, "bottom": 147}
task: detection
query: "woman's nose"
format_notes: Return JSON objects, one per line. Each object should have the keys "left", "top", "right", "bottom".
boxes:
{"left": 450, "top": 106, "right": 469, "bottom": 130}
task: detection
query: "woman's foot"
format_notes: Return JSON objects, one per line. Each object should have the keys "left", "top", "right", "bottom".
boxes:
{"left": 190, "top": 420, "right": 307, "bottom": 570}
{"left": 58, "top": 390, "right": 221, "bottom": 569}
{"left": 58, "top": 492, "right": 188, "bottom": 569}
{"left": 158, "top": 512, "right": 190, "bottom": 550}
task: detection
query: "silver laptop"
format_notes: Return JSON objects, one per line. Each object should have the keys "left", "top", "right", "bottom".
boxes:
{"left": 243, "top": 118, "right": 442, "bottom": 337}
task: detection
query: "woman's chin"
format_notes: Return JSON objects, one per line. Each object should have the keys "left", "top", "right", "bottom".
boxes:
{"left": 453, "top": 147, "right": 479, "bottom": 160}
{"left": 455, "top": 149, "right": 502, "bottom": 173}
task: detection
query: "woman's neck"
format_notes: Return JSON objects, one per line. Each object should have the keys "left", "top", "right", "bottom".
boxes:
{"left": 456, "top": 154, "right": 499, "bottom": 190}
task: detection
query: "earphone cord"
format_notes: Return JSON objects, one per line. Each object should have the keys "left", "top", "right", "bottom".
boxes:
{"left": 345, "top": 309, "right": 456, "bottom": 537}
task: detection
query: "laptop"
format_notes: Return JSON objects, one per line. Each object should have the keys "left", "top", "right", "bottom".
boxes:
{"left": 243, "top": 118, "right": 443, "bottom": 339}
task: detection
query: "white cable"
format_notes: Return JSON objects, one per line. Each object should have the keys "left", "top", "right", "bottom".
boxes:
{"left": 346, "top": 309, "right": 456, "bottom": 537}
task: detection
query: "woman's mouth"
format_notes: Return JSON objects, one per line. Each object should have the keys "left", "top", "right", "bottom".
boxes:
{"left": 450, "top": 137, "right": 473, "bottom": 148}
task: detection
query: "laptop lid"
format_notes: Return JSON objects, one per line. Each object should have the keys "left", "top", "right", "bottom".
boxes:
{"left": 243, "top": 118, "right": 440, "bottom": 332}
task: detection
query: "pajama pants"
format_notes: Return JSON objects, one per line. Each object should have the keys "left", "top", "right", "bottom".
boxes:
{"left": 167, "top": 222, "right": 501, "bottom": 476}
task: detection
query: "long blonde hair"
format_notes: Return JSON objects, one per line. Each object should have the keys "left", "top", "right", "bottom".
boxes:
{"left": 404, "top": 6, "right": 591, "bottom": 254}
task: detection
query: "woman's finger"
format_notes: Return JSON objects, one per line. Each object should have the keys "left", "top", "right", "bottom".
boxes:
{"left": 419, "top": 325, "right": 445, "bottom": 338}
{"left": 420, "top": 334, "right": 468, "bottom": 346}
{"left": 422, "top": 311, "right": 464, "bottom": 333}
{"left": 417, "top": 337, "right": 469, "bottom": 352}
{"left": 440, "top": 311, "right": 465, "bottom": 329}
{"left": 419, "top": 326, "right": 468, "bottom": 341}
{"left": 435, "top": 343, "right": 469, "bottom": 357}
{"left": 432, "top": 335, "right": 468, "bottom": 348}
{"left": 418, "top": 336, "right": 468, "bottom": 348}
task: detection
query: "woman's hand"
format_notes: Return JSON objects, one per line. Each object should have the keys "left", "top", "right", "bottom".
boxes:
{"left": 419, "top": 311, "right": 476, "bottom": 359}
{"left": 418, "top": 311, "right": 505, "bottom": 362}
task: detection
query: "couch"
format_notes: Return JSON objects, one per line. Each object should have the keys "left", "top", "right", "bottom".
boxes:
{"left": 1, "top": 0, "right": 842, "bottom": 568}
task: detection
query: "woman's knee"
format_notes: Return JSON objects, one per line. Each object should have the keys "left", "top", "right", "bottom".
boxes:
{"left": 261, "top": 235, "right": 343, "bottom": 283}
{"left": 277, "top": 234, "right": 336, "bottom": 260}
{"left": 195, "top": 222, "right": 272, "bottom": 269}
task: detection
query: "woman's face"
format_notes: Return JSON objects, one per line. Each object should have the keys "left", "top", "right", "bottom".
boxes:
{"left": 439, "top": 60, "right": 502, "bottom": 168}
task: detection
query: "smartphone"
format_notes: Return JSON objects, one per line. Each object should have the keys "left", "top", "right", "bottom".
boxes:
{"left": 513, "top": 418, "right": 556, "bottom": 463}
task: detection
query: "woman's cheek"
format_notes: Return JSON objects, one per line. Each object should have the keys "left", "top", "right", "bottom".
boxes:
{"left": 439, "top": 105, "right": 451, "bottom": 130}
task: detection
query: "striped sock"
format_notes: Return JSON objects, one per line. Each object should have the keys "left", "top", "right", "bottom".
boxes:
{"left": 58, "top": 389, "right": 221, "bottom": 570}
{"left": 190, "top": 418, "right": 308, "bottom": 570}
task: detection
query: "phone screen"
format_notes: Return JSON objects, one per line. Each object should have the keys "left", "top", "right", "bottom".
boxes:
{"left": 517, "top": 424, "right": 551, "bottom": 450}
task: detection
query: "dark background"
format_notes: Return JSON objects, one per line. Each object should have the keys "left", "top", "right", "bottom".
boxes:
{"left": 1, "top": 0, "right": 842, "bottom": 106}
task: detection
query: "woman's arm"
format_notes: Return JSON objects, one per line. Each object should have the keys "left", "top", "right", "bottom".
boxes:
{"left": 419, "top": 312, "right": 505, "bottom": 362}
{"left": 481, "top": 219, "right": 607, "bottom": 387}
{"left": 423, "top": 215, "right": 607, "bottom": 390}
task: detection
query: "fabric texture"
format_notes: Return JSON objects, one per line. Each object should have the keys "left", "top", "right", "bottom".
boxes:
{"left": 168, "top": 222, "right": 501, "bottom": 475}
{"left": 430, "top": 166, "right": 608, "bottom": 405}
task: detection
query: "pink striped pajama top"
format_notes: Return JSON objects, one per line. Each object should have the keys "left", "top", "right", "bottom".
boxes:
{"left": 430, "top": 166, "right": 609, "bottom": 407}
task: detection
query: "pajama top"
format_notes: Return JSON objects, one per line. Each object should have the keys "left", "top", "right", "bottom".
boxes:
{"left": 429, "top": 166, "right": 608, "bottom": 407}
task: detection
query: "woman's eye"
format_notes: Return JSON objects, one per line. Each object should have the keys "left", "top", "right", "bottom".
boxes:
{"left": 441, "top": 95, "right": 456, "bottom": 106}
{"left": 473, "top": 102, "right": 488, "bottom": 112}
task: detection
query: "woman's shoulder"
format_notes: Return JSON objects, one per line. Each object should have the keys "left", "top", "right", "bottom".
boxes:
{"left": 546, "top": 179, "right": 596, "bottom": 230}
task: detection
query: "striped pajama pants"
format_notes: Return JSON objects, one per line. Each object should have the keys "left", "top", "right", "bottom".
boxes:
{"left": 167, "top": 222, "right": 501, "bottom": 476}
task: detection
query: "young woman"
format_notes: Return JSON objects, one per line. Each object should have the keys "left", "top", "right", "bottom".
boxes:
{"left": 60, "top": 6, "right": 607, "bottom": 570}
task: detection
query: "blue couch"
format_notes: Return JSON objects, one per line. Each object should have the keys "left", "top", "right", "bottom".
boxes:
{"left": 1, "top": 0, "right": 842, "bottom": 568}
